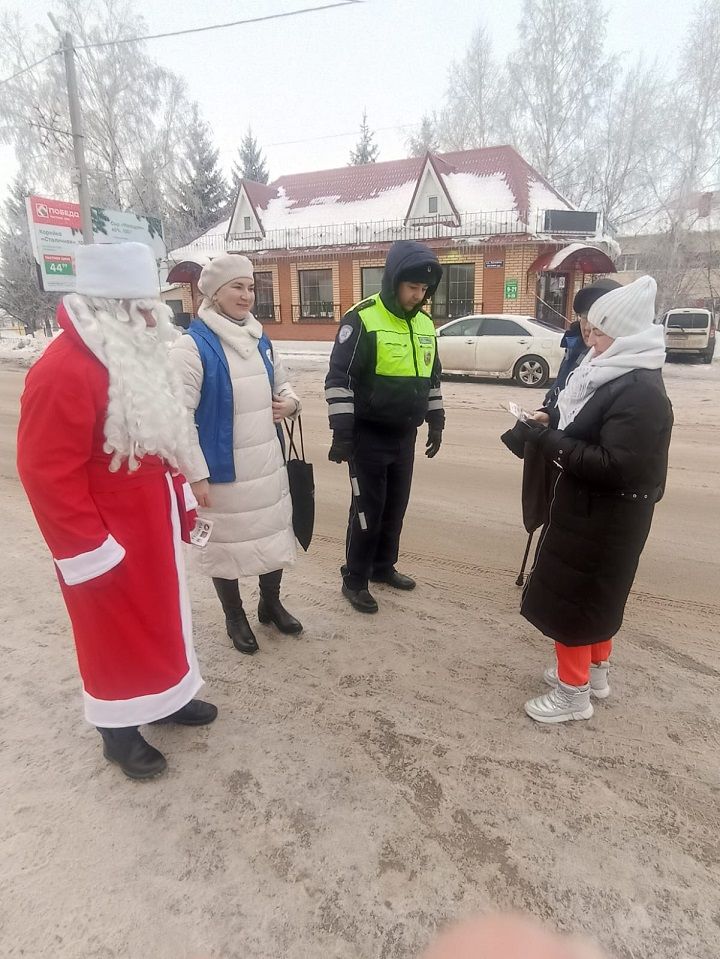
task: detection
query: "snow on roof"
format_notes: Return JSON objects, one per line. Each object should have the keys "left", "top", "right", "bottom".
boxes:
{"left": 529, "top": 180, "right": 577, "bottom": 218}
{"left": 444, "top": 172, "right": 517, "bottom": 219}
{"left": 260, "top": 181, "right": 417, "bottom": 231}
{"left": 170, "top": 146, "right": 580, "bottom": 258}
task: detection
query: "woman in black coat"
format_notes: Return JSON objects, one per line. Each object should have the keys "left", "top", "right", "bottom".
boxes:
{"left": 517, "top": 276, "right": 673, "bottom": 723}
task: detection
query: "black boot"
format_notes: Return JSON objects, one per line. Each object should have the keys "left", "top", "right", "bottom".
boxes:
{"left": 151, "top": 699, "right": 218, "bottom": 726}
{"left": 212, "top": 577, "right": 259, "bottom": 655}
{"left": 258, "top": 570, "right": 303, "bottom": 634}
{"left": 370, "top": 567, "right": 416, "bottom": 590}
{"left": 97, "top": 726, "right": 167, "bottom": 780}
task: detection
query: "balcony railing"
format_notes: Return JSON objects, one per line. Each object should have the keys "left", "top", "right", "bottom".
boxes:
{"left": 171, "top": 208, "right": 599, "bottom": 259}
{"left": 292, "top": 302, "right": 341, "bottom": 324}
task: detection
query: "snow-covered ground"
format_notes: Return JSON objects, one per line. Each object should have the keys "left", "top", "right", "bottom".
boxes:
{"left": 0, "top": 332, "right": 54, "bottom": 368}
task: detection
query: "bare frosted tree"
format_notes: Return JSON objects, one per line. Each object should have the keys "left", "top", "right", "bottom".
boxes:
{"left": 0, "top": 0, "right": 191, "bottom": 220}
{"left": 507, "top": 0, "right": 613, "bottom": 198}
{"left": 406, "top": 115, "right": 439, "bottom": 157}
{"left": 0, "top": 177, "right": 58, "bottom": 335}
{"left": 643, "top": 0, "right": 720, "bottom": 313}
{"left": 437, "top": 25, "right": 504, "bottom": 151}
{"left": 586, "top": 61, "right": 665, "bottom": 232}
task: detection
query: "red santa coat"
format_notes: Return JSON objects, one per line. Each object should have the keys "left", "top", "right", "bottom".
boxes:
{"left": 16, "top": 302, "right": 203, "bottom": 727}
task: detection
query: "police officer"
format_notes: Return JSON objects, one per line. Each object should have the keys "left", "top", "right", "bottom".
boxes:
{"left": 325, "top": 240, "right": 445, "bottom": 613}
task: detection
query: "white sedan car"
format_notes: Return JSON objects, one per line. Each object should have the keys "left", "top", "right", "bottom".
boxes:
{"left": 437, "top": 314, "right": 565, "bottom": 387}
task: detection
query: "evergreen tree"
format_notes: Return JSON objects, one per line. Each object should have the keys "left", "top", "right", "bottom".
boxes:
{"left": 406, "top": 114, "right": 439, "bottom": 157}
{"left": 0, "top": 177, "right": 57, "bottom": 335}
{"left": 349, "top": 109, "right": 379, "bottom": 165}
{"left": 171, "top": 103, "right": 229, "bottom": 244}
{"left": 232, "top": 127, "right": 269, "bottom": 187}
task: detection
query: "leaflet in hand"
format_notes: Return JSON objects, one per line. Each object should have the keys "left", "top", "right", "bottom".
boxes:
{"left": 501, "top": 401, "right": 533, "bottom": 423}
{"left": 190, "top": 518, "right": 213, "bottom": 549}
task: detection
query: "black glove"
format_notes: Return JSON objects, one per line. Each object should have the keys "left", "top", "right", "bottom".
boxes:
{"left": 425, "top": 427, "right": 443, "bottom": 459}
{"left": 328, "top": 432, "right": 353, "bottom": 464}
{"left": 500, "top": 422, "right": 528, "bottom": 459}
{"left": 513, "top": 418, "right": 547, "bottom": 446}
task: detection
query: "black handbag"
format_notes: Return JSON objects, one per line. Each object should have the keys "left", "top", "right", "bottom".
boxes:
{"left": 284, "top": 417, "right": 315, "bottom": 551}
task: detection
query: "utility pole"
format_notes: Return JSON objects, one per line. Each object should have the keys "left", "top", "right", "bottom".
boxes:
{"left": 48, "top": 14, "right": 93, "bottom": 243}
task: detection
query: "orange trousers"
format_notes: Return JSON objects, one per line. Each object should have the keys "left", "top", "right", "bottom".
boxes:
{"left": 556, "top": 640, "right": 613, "bottom": 686}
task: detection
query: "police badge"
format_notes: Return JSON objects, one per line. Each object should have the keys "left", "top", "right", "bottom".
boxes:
{"left": 424, "top": 350, "right": 432, "bottom": 366}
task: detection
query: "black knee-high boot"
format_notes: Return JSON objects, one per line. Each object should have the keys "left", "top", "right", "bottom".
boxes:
{"left": 212, "top": 577, "right": 259, "bottom": 654}
{"left": 258, "top": 570, "right": 303, "bottom": 635}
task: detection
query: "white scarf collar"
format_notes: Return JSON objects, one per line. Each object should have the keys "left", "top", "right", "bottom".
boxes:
{"left": 557, "top": 324, "right": 666, "bottom": 430}
{"left": 198, "top": 303, "right": 263, "bottom": 359}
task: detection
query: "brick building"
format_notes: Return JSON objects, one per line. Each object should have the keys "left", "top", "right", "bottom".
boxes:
{"left": 166, "top": 147, "right": 615, "bottom": 338}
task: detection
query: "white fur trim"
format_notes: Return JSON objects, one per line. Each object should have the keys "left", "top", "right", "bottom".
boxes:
{"left": 76, "top": 242, "right": 160, "bottom": 299}
{"left": 183, "top": 481, "right": 198, "bottom": 511}
{"left": 82, "top": 474, "right": 203, "bottom": 727}
{"left": 54, "top": 534, "right": 126, "bottom": 586}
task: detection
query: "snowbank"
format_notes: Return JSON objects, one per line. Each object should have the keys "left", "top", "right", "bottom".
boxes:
{"left": 0, "top": 334, "right": 54, "bottom": 369}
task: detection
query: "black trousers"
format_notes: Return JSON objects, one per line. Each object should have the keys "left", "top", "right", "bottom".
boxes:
{"left": 344, "top": 424, "right": 416, "bottom": 591}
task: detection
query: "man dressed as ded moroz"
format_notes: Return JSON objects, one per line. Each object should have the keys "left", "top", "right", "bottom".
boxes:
{"left": 325, "top": 240, "right": 445, "bottom": 614}
{"left": 17, "top": 242, "right": 217, "bottom": 780}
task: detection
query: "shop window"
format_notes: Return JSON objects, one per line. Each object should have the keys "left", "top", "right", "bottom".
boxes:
{"left": 432, "top": 263, "right": 475, "bottom": 320}
{"left": 254, "top": 271, "right": 275, "bottom": 322}
{"left": 361, "top": 266, "right": 384, "bottom": 298}
{"left": 298, "top": 269, "right": 335, "bottom": 320}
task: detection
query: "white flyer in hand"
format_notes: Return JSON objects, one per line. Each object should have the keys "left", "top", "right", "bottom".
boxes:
{"left": 502, "top": 401, "right": 533, "bottom": 423}
{"left": 190, "top": 517, "right": 214, "bottom": 549}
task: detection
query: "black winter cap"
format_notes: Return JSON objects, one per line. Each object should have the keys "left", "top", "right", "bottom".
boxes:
{"left": 573, "top": 277, "right": 622, "bottom": 316}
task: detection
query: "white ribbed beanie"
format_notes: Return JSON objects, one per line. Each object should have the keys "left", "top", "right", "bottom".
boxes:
{"left": 587, "top": 275, "right": 657, "bottom": 339}
{"left": 198, "top": 253, "right": 254, "bottom": 301}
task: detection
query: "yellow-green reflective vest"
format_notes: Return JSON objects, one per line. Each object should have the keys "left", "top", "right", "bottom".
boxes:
{"left": 357, "top": 296, "right": 436, "bottom": 377}
{"left": 353, "top": 295, "right": 437, "bottom": 428}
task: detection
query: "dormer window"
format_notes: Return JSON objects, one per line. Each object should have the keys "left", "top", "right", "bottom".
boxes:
{"left": 428, "top": 195, "right": 438, "bottom": 214}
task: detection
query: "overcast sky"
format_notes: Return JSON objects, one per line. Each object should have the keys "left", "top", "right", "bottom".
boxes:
{"left": 0, "top": 0, "right": 691, "bottom": 205}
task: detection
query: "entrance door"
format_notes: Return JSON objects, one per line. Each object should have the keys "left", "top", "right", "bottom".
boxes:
{"left": 536, "top": 272, "right": 569, "bottom": 328}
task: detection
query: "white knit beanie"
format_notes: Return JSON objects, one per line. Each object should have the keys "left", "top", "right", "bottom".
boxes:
{"left": 587, "top": 275, "right": 657, "bottom": 339}
{"left": 198, "top": 253, "right": 254, "bottom": 300}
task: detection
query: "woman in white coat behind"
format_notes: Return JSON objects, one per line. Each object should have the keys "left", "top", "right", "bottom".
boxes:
{"left": 171, "top": 254, "right": 302, "bottom": 654}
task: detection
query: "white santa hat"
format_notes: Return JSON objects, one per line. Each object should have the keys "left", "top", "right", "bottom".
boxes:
{"left": 587, "top": 275, "right": 657, "bottom": 339}
{"left": 198, "top": 253, "right": 254, "bottom": 301}
{"left": 75, "top": 242, "right": 160, "bottom": 299}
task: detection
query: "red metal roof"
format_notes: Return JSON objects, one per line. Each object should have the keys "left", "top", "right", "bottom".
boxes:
{"left": 244, "top": 146, "right": 568, "bottom": 216}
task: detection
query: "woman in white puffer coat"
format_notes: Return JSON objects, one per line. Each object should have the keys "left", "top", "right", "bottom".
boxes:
{"left": 171, "top": 253, "right": 302, "bottom": 655}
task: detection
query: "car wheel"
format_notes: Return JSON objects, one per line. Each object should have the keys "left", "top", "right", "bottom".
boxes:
{"left": 702, "top": 346, "right": 714, "bottom": 364}
{"left": 514, "top": 355, "right": 550, "bottom": 388}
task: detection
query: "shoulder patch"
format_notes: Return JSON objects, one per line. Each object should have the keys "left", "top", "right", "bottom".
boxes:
{"left": 355, "top": 297, "right": 376, "bottom": 312}
{"left": 338, "top": 324, "right": 354, "bottom": 344}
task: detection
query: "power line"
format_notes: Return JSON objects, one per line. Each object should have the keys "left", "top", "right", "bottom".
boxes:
{"left": 0, "top": 2, "right": 361, "bottom": 85}
{"left": 268, "top": 122, "right": 417, "bottom": 148}
{"left": 0, "top": 51, "right": 59, "bottom": 88}
{"left": 74, "top": 1, "right": 362, "bottom": 50}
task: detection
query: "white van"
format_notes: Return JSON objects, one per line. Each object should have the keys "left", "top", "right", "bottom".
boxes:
{"left": 661, "top": 309, "right": 716, "bottom": 363}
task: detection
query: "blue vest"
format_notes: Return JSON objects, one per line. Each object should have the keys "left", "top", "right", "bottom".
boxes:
{"left": 186, "top": 320, "right": 278, "bottom": 484}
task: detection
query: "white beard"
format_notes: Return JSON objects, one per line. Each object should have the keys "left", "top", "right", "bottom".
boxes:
{"left": 65, "top": 294, "right": 192, "bottom": 472}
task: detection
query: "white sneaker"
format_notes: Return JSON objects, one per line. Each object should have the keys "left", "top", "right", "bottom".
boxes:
{"left": 543, "top": 661, "right": 610, "bottom": 700}
{"left": 525, "top": 681, "right": 594, "bottom": 724}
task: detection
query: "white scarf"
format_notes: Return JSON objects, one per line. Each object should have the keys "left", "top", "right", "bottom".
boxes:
{"left": 198, "top": 302, "right": 263, "bottom": 360}
{"left": 557, "top": 324, "right": 666, "bottom": 429}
